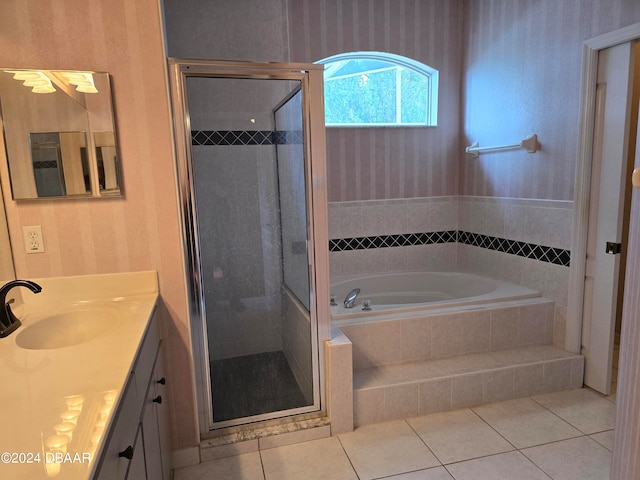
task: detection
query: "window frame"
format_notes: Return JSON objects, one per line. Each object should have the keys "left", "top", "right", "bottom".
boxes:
{"left": 317, "top": 51, "right": 439, "bottom": 128}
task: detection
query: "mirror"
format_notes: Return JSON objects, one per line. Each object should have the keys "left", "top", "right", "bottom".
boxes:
{"left": 0, "top": 69, "right": 122, "bottom": 199}
{"left": 0, "top": 179, "right": 15, "bottom": 283}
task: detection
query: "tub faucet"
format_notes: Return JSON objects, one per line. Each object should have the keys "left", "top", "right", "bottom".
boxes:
{"left": 344, "top": 288, "right": 361, "bottom": 308}
{"left": 0, "top": 280, "right": 42, "bottom": 338}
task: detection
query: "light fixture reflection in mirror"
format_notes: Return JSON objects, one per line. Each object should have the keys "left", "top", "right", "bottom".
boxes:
{"left": 7, "top": 70, "right": 57, "bottom": 94}
{"left": 0, "top": 69, "right": 122, "bottom": 199}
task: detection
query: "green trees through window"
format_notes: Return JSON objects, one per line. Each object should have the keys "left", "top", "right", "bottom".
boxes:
{"left": 318, "top": 52, "right": 438, "bottom": 127}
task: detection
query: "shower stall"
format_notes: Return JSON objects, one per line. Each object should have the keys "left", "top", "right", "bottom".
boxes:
{"left": 168, "top": 60, "right": 330, "bottom": 432}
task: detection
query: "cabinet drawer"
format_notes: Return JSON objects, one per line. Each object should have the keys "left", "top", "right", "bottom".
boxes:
{"left": 133, "top": 310, "right": 160, "bottom": 412}
{"left": 142, "top": 375, "right": 164, "bottom": 480}
{"left": 94, "top": 377, "right": 139, "bottom": 480}
{"left": 125, "top": 425, "right": 147, "bottom": 480}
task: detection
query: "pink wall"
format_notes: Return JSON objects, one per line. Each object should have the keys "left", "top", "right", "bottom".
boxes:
{"left": 289, "top": 0, "right": 640, "bottom": 202}
{"left": 288, "top": 0, "right": 464, "bottom": 201}
{"left": 461, "top": 0, "right": 640, "bottom": 200}
{"left": 0, "top": 0, "right": 198, "bottom": 452}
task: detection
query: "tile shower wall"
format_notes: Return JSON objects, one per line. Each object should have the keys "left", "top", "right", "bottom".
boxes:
{"left": 193, "top": 141, "right": 284, "bottom": 360}
{"left": 328, "top": 196, "right": 572, "bottom": 347}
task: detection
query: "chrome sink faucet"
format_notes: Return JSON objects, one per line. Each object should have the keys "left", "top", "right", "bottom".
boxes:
{"left": 0, "top": 280, "right": 42, "bottom": 338}
{"left": 344, "top": 288, "right": 361, "bottom": 308}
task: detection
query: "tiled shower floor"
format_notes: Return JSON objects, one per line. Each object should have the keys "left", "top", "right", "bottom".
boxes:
{"left": 175, "top": 387, "right": 617, "bottom": 480}
{"left": 210, "top": 351, "right": 308, "bottom": 422}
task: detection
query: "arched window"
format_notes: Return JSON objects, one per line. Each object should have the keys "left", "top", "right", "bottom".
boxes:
{"left": 317, "top": 52, "right": 438, "bottom": 127}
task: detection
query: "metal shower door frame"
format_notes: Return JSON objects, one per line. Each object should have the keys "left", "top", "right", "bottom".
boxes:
{"left": 167, "top": 58, "right": 330, "bottom": 434}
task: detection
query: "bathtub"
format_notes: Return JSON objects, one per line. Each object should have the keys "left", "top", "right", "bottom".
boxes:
{"left": 330, "top": 271, "right": 540, "bottom": 322}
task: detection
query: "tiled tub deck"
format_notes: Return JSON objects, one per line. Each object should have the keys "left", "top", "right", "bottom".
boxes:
{"left": 335, "top": 297, "right": 584, "bottom": 427}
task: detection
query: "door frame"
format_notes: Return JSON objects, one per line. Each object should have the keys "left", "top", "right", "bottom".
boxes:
{"left": 567, "top": 22, "right": 640, "bottom": 355}
{"left": 167, "top": 58, "right": 330, "bottom": 434}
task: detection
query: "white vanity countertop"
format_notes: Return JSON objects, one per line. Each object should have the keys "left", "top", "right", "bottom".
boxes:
{"left": 0, "top": 271, "right": 159, "bottom": 480}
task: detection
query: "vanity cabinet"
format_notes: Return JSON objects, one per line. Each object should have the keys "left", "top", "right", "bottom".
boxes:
{"left": 94, "top": 309, "right": 170, "bottom": 480}
{"left": 142, "top": 347, "right": 171, "bottom": 480}
{"left": 94, "top": 377, "right": 143, "bottom": 480}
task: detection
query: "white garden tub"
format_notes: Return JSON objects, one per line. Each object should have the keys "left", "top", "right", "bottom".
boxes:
{"left": 330, "top": 271, "right": 539, "bottom": 322}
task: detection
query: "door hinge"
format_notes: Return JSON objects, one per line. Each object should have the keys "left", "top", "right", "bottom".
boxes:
{"left": 605, "top": 242, "right": 622, "bottom": 255}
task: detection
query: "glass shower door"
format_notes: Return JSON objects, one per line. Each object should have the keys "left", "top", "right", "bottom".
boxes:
{"left": 272, "top": 85, "right": 316, "bottom": 413}
{"left": 183, "top": 72, "right": 320, "bottom": 429}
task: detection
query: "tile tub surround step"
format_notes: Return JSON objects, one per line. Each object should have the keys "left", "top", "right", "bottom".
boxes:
{"left": 339, "top": 297, "right": 556, "bottom": 370}
{"left": 353, "top": 345, "right": 584, "bottom": 426}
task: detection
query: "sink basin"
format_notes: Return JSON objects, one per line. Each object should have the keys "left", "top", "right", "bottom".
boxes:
{"left": 15, "top": 310, "right": 118, "bottom": 350}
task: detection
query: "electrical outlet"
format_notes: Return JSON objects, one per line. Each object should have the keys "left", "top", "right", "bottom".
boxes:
{"left": 22, "top": 226, "right": 45, "bottom": 254}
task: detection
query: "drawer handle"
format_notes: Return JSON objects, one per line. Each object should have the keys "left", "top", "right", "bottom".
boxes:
{"left": 118, "top": 446, "right": 134, "bottom": 460}
{"left": 157, "top": 377, "right": 166, "bottom": 385}
{"left": 153, "top": 395, "right": 163, "bottom": 404}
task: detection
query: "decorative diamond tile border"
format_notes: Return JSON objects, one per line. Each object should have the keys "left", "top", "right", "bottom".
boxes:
{"left": 457, "top": 231, "right": 570, "bottom": 266}
{"left": 329, "top": 230, "right": 570, "bottom": 267}
{"left": 329, "top": 231, "right": 457, "bottom": 252}
{"left": 189, "top": 136, "right": 570, "bottom": 268}
{"left": 33, "top": 160, "right": 60, "bottom": 169}
{"left": 191, "top": 130, "right": 304, "bottom": 146}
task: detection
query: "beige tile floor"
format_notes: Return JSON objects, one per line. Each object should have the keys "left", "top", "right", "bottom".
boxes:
{"left": 173, "top": 386, "right": 616, "bottom": 480}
